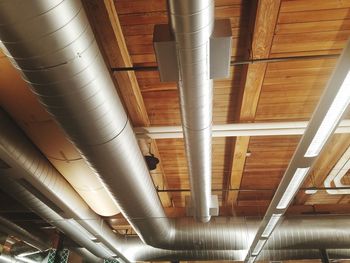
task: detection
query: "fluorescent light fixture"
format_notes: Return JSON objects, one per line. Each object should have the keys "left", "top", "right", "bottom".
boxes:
{"left": 68, "top": 219, "right": 96, "bottom": 240}
{"left": 305, "top": 70, "right": 350, "bottom": 157}
{"left": 97, "top": 242, "right": 117, "bottom": 257}
{"left": 261, "top": 214, "right": 282, "bottom": 238}
{"left": 252, "top": 239, "right": 266, "bottom": 256}
{"left": 277, "top": 167, "right": 310, "bottom": 209}
{"left": 247, "top": 256, "right": 256, "bottom": 263}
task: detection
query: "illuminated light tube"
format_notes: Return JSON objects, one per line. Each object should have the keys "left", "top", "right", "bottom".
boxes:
{"left": 252, "top": 239, "right": 266, "bottom": 256}
{"left": 261, "top": 214, "right": 282, "bottom": 238}
{"left": 247, "top": 256, "right": 256, "bottom": 263}
{"left": 277, "top": 167, "right": 310, "bottom": 209}
{"left": 68, "top": 219, "right": 96, "bottom": 240}
{"left": 97, "top": 243, "right": 117, "bottom": 258}
{"left": 305, "top": 42, "right": 350, "bottom": 157}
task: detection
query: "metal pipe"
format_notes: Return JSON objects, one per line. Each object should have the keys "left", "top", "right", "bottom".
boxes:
{"left": 168, "top": 0, "right": 215, "bottom": 222}
{"left": 2, "top": 1, "right": 350, "bottom": 260}
{"left": 0, "top": 110, "right": 128, "bottom": 261}
{"left": 0, "top": 0, "right": 171, "bottom": 249}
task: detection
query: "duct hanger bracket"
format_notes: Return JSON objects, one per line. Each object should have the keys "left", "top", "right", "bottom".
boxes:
{"left": 153, "top": 20, "right": 232, "bottom": 83}
{"left": 185, "top": 195, "right": 219, "bottom": 217}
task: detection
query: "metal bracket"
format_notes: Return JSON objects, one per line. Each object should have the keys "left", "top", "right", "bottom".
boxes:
{"left": 185, "top": 195, "right": 219, "bottom": 217}
{"left": 153, "top": 19, "right": 232, "bottom": 82}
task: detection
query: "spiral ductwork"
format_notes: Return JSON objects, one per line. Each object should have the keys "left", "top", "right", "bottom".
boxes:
{"left": 168, "top": 0, "right": 215, "bottom": 223}
{"left": 0, "top": 0, "right": 171, "bottom": 246}
{"left": 3, "top": 109, "right": 350, "bottom": 262}
{"left": 2, "top": 1, "right": 350, "bottom": 262}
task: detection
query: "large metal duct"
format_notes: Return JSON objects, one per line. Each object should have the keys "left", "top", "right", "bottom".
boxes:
{"left": 3, "top": 110, "right": 350, "bottom": 262}
{"left": 0, "top": 0, "right": 350, "bottom": 256}
{"left": 167, "top": 0, "right": 215, "bottom": 222}
{"left": 0, "top": 110, "right": 128, "bottom": 261}
{"left": 0, "top": 0, "right": 170, "bottom": 246}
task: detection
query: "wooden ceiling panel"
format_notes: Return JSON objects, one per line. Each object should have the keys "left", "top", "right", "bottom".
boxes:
{"left": 271, "top": 0, "right": 350, "bottom": 57}
{"left": 142, "top": 67, "right": 241, "bottom": 126}
{"left": 255, "top": 58, "right": 337, "bottom": 121}
{"left": 116, "top": 0, "right": 250, "bottom": 67}
{"left": 156, "top": 137, "right": 230, "bottom": 207}
{"left": 239, "top": 136, "right": 300, "bottom": 202}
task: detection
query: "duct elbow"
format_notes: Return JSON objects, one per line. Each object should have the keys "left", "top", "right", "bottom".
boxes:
{"left": 136, "top": 220, "right": 176, "bottom": 249}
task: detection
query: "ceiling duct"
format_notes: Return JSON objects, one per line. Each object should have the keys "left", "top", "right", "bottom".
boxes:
{"left": 2, "top": 1, "right": 350, "bottom": 261}
{"left": 153, "top": 0, "right": 232, "bottom": 222}
{"left": 3, "top": 110, "right": 350, "bottom": 262}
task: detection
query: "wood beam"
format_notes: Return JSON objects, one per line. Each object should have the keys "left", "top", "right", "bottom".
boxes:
{"left": 225, "top": 0, "right": 281, "bottom": 206}
{"left": 84, "top": 0, "right": 172, "bottom": 207}
{"left": 103, "top": 0, "right": 150, "bottom": 127}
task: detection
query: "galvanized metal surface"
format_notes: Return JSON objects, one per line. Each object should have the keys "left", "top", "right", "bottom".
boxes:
{"left": 1, "top": 1, "right": 350, "bottom": 262}
{"left": 168, "top": 0, "right": 215, "bottom": 222}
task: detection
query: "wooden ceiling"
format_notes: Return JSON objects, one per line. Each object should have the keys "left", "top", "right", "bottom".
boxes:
{"left": 2, "top": 0, "right": 350, "bottom": 240}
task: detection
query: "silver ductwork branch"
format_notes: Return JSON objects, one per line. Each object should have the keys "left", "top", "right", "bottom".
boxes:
{"left": 154, "top": 1, "right": 232, "bottom": 222}
{"left": 168, "top": 0, "right": 215, "bottom": 222}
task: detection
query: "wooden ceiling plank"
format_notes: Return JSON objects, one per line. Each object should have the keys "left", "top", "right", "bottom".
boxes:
{"left": 99, "top": 0, "right": 172, "bottom": 207}
{"left": 225, "top": 0, "right": 281, "bottom": 207}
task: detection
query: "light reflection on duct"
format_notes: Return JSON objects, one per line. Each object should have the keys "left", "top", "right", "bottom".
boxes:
{"left": 96, "top": 243, "right": 116, "bottom": 258}
{"left": 14, "top": 256, "right": 37, "bottom": 263}
{"left": 277, "top": 167, "right": 310, "bottom": 209}
{"left": 67, "top": 219, "right": 96, "bottom": 241}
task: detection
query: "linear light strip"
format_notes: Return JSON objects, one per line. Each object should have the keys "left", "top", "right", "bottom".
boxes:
{"left": 277, "top": 167, "right": 310, "bottom": 209}
{"left": 261, "top": 214, "right": 282, "bottom": 238}
{"left": 305, "top": 69, "right": 350, "bottom": 157}
{"left": 252, "top": 239, "right": 266, "bottom": 256}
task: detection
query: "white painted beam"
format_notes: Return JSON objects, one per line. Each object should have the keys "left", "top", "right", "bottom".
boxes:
{"left": 135, "top": 120, "right": 350, "bottom": 139}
